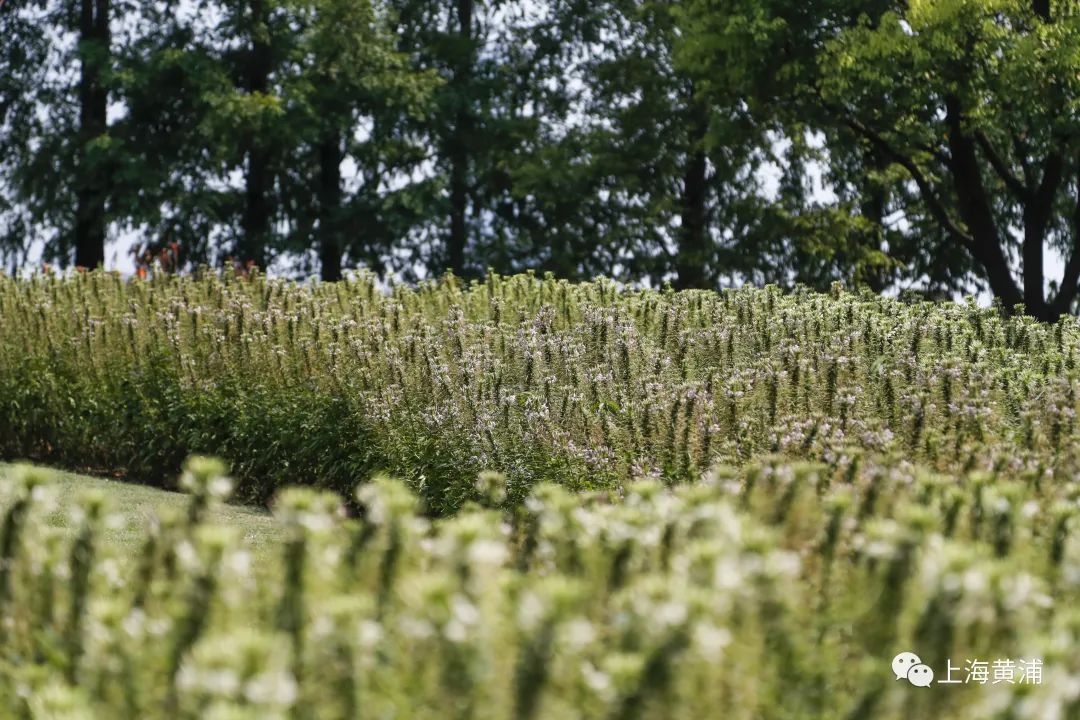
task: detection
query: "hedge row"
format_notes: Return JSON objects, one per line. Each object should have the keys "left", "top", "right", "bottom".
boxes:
{"left": 2, "top": 270, "right": 1080, "bottom": 510}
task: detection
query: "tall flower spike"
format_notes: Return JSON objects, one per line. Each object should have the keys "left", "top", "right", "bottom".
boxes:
{"left": 179, "top": 456, "right": 233, "bottom": 529}
{"left": 474, "top": 470, "right": 508, "bottom": 508}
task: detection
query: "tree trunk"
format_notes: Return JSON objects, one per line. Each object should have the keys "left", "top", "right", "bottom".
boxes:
{"left": 1021, "top": 154, "right": 1064, "bottom": 321}
{"left": 447, "top": 0, "right": 473, "bottom": 278}
{"left": 318, "top": 133, "right": 344, "bottom": 282}
{"left": 1023, "top": 0, "right": 1058, "bottom": 320}
{"left": 242, "top": 150, "right": 270, "bottom": 270}
{"left": 1023, "top": 218, "right": 1046, "bottom": 316}
{"left": 943, "top": 95, "right": 1025, "bottom": 310}
{"left": 674, "top": 93, "right": 710, "bottom": 290}
{"left": 239, "top": 0, "right": 271, "bottom": 270}
{"left": 74, "top": 0, "right": 109, "bottom": 269}
{"left": 1050, "top": 179, "right": 1080, "bottom": 317}
{"left": 860, "top": 149, "right": 891, "bottom": 293}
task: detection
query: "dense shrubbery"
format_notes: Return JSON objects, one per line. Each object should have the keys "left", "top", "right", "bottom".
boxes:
{"left": 3, "top": 271, "right": 1080, "bottom": 511}
{"left": 1, "top": 455, "right": 1078, "bottom": 719}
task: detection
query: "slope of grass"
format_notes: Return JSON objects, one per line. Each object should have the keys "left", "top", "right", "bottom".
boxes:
{"left": 0, "top": 462, "right": 282, "bottom": 555}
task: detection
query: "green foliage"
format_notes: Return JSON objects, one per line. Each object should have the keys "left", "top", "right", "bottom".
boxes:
{"left": 527, "top": 0, "right": 767, "bottom": 289}
{"left": 677, "top": 0, "right": 1080, "bottom": 318}
{"left": 1, "top": 453, "right": 1079, "bottom": 717}
{"left": 4, "top": 274, "right": 1080, "bottom": 714}
{"left": 6, "top": 271, "right": 1080, "bottom": 514}
{"left": 13, "top": 0, "right": 1080, "bottom": 303}
{"left": 1, "top": 0, "right": 784, "bottom": 290}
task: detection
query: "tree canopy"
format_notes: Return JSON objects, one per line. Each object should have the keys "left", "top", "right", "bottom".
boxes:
{"left": 680, "top": 0, "right": 1080, "bottom": 318}
{"left": 4, "top": 0, "right": 1080, "bottom": 317}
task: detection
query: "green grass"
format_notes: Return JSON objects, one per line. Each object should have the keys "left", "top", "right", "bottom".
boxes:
{"left": 0, "top": 462, "right": 283, "bottom": 556}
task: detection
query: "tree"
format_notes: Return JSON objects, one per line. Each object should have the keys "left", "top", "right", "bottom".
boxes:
{"left": 385, "top": 0, "right": 485, "bottom": 278}
{"left": 85, "top": 0, "right": 438, "bottom": 278}
{"left": 521, "top": 0, "right": 768, "bottom": 289}
{"left": 678, "top": 0, "right": 1080, "bottom": 319}
{"left": 112, "top": 4, "right": 233, "bottom": 267}
{"left": 123, "top": 0, "right": 296, "bottom": 271}
{"left": 0, "top": 0, "right": 50, "bottom": 271}
{"left": 73, "top": 0, "right": 111, "bottom": 268}
{"left": 446, "top": 0, "right": 474, "bottom": 277}
{"left": 126, "top": 0, "right": 297, "bottom": 269}
{"left": 388, "top": 0, "right": 567, "bottom": 280}
{"left": 280, "top": 0, "right": 439, "bottom": 281}
{"left": 0, "top": 0, "right": 123, "bottom": 270}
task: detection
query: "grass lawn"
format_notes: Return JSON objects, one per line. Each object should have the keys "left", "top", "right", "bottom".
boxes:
{"left": 0, "top": 462, "right": 284, "bottom": 557}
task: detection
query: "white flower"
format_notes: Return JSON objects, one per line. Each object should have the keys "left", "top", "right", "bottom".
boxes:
{"left": 655, "top": 601, "right": 688, "bottom": 629}
{"left": 692, "top": 622, "right": 732, "bottom": 662}
{"left": 122, "top": 609, "right": 146, "bottom": 639}
{"left": 175, "top": 540, "right": 199, "bottom": 571}
{"left": 560, "top": 618, "right": 596, "bottom": 651}
{"left": 245, "top": 671, "right": 298, "bottom": 706}
{"left": 518, "top": 592, "right": 545, "bottom": 632}
{"left": 581, "top": 662, "right": 613, "bottom": 699}
{"left": 468, "top": 539, "right": 508, "bottom": 568}
{"left": 399, "top": 617, "right": 435, "bottom": 640}
{"left": 451, "top": 595, "right": 480, "bottom": 627}
{"left": 350, "top": 620, "right": 381, "bottom": 649}
{"left": 224, "top": 550, "right": 252, "bottom": 578}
